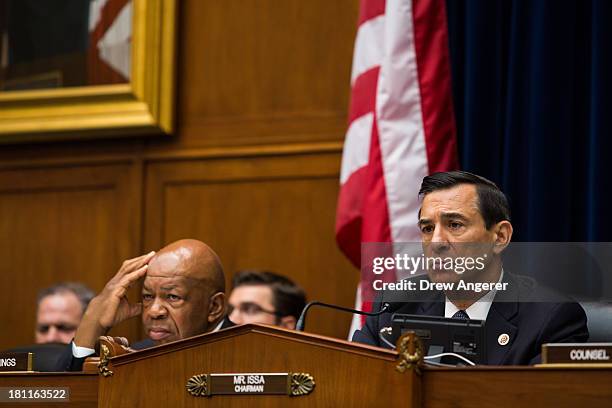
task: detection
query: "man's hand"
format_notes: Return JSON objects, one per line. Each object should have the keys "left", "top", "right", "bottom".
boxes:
{"left": 74, "top": 251, "right": 156, "bottom": 349}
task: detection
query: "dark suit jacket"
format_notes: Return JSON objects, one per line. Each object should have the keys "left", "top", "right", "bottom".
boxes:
{"left": 352, "top": 273, "right": 589, "bottom": 365}
{"left": 5, "top": 343, "right": 68, "bottom": 372}
{"left": 59, "top": 317, "right": 234, "bottom": 371}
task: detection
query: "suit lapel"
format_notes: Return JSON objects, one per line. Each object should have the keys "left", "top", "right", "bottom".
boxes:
{"left": 133, "top": 338, "right": 155, "bottom": 350}
{"left": 485, "top": 303, "right": 517, "bottom": 364}
{"left": 417, "top": 300, "right": 445, "bottom": 317}
{"left": 220, "top": 316, "right": 235, "bottom": 329}
{"left": 417, "top": 291, "right": 445, "bottom": 316}
{"left": 485, "top": 273, "right": 519, "bottom": 365}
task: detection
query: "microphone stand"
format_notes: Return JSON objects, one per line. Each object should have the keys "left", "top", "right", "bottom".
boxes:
{"left": 295, "top": 301, "right": 391, "bottom": 331}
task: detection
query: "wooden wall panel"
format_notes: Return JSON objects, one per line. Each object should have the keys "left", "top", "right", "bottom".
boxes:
{"left": 0, "top": 163, "right": 142, "bottom": 350}
{"left": 0, "top": 0, "right": 361, "bottom": 348}
{"left": 150, "top": 0, "right": 358, "bottom": 150}
{"left": 144, "top": 151, "right": 358, "bottom": 339}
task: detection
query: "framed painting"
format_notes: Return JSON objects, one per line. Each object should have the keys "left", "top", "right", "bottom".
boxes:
{"left": 0, "top": 0, "right": 177, "bottom": 142}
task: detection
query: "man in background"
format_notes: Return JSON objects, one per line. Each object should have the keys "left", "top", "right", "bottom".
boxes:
{"left": 35, "top": 282, "right": 94, "bottom": 344}
{"left": 228, "top": 270, "right": 306, "bottom": 330}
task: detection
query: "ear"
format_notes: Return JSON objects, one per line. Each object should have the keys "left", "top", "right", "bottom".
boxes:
{"left": 492, "top": 220, "right": 513, "bottom": 254}
{"left": 207, "top": 292, "right": 226, "bottom": 324}
{"left": 279, "top": 315, "right": 297, "bottom": 330}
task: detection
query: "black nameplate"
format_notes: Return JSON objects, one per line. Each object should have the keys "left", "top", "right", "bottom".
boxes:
{"left": 542, "top": 343, "right": 612, "bottom": 364}
{"left": 211, "top": 374, "right": 287, "bottom": 395}
{"left": 0, "top": 353, "right": 32, "bottom": 372}
{"left": 186, "top": 372, "right": 315, "bottom": 397}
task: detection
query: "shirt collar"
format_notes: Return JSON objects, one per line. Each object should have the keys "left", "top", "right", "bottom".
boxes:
{"left": 444, "top": 269, "right": 504, "bottom": 321}
{"left": 211, "top": 319, "right": 224, "bottom": 333}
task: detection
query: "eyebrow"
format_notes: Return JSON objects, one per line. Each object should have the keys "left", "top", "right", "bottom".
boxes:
{"left": 418, "top": 212, "right": 469, "bottom": 226}
{"left": 440, "top": 212, "right": 469, "bottom": 222}
{"left": 418, "top": 218, "right": 431, "bottom": 227}
{"left": 142, "top": 285, "right": 182, "bottom": 292}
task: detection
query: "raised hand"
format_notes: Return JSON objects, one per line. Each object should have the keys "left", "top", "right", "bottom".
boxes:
{"left": 74, "top": 251, "right": 156, "bottom": 349}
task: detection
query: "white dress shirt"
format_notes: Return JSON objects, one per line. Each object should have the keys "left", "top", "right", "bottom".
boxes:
{"left": 444, "top": 269, "right": 504, "bottom": 321}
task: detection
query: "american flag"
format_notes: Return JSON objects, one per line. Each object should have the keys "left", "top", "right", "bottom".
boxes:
{"left": 335, "top": 0, "right": 459, "bottom": 334}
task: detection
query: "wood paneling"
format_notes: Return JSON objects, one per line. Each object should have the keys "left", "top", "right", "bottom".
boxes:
{"left": 144, "top": 150, "right": 357, "bottom": 338}
{"left": 0, "top": 0, "right": 360, "bottom": 348}
{"left": 156, "top": 0, "right": 358, "bottom": 149}
{"left": 0, "top": 163, "right": 142, "bottom": 350}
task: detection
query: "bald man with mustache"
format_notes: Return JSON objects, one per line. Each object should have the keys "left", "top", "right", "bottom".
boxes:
{"left": 64, "top": 239, "right": 230, "bottom": 370}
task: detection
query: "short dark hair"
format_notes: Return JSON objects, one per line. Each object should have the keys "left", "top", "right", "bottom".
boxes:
{"left": 232, "top": 270, "right": 307, "bottom": 321}
{"left": 419, "top": 171, "right": 511, "bottom": 229}
{"left": 37, "top": 282, "right": 95, "bottom": 316}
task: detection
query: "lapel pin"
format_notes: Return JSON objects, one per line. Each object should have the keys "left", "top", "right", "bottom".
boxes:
{"left": 498, "top": 333, "right": 510, "bottom": 346}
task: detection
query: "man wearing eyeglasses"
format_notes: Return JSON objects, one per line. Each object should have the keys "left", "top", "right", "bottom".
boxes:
{"left": 228, "top": 270, "right": 306, "bottom": 330}
{"left": 35, "top": 283, "right": 94, "bottom": 344}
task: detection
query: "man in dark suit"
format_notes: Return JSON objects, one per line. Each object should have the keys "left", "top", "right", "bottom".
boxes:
{"left": 352, "top": 171, "right": 588, "bottom": 365}
{"left": 63, "top": 239, "right": 232, "bottom": 370}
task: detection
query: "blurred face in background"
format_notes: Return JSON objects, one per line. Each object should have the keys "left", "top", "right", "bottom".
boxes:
{"left": 35, "top": 292, "right": 83, "bottom": 344}
{"left": 228, "top": 285, "right": 280, "bottom": 326}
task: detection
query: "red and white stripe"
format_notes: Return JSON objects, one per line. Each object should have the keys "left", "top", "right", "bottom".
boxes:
{"left": 336, "top": 0, "right": 458, "bottom": 335}
{"left": 88, "top": 0, "right": 132, "bottom": 85}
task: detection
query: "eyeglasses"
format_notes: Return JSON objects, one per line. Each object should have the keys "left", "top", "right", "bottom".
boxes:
{"left": 227, "top": 302, "right": 281, "bottom": 317}
{"left": 36, "top": 324, "right": 78, "bottom": 334}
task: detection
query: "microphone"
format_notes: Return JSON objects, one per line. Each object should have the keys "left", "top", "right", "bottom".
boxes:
{"left": 295, "top": 300, "right": 398, "bottom": 331}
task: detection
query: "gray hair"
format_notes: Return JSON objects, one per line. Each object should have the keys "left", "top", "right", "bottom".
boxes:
{"left": 37, "top": 282, "right": 95, "bottom": 315}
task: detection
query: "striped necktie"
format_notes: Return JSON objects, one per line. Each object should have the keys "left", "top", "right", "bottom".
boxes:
{"left": 452, "top": 310, "right": 470, "bottom": 320}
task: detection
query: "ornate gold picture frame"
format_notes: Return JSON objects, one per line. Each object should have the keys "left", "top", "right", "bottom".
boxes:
{"left": 0, "top": 0, "right": 176, "bottom": 143}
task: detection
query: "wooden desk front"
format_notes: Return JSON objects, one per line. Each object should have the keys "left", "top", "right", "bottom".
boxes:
{"left": 424, "top": 365, "right": 611, "bottom": 407}
{"left": 1, "top": 367, "right": 609, "bottom": 407}
{"left": 95, "top": 325, "right": 612, "bottom": 407}
{"left": 1, "top": 325, "right": 610, "bottom": 408}
{"left": 0, "top": 372, "right": 97, "bottom": 407}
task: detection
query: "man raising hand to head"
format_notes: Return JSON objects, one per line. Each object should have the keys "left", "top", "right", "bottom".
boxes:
{"left": 65, "top": 239, "right": 230, "bottom": 370}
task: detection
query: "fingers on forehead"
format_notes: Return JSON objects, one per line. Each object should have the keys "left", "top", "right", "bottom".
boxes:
{"left": 118, "top": 252, "right": 155, "bottom": 275}
{"left": 119, "top": 265, "right": 148, "bottom": 287}
{"left": 131, "top": 251, "right": 156, "bottom": 265}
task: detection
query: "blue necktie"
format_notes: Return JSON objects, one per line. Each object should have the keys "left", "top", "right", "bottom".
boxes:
{"left": 452, "top": 310, "right": 470, "bottom": 320}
